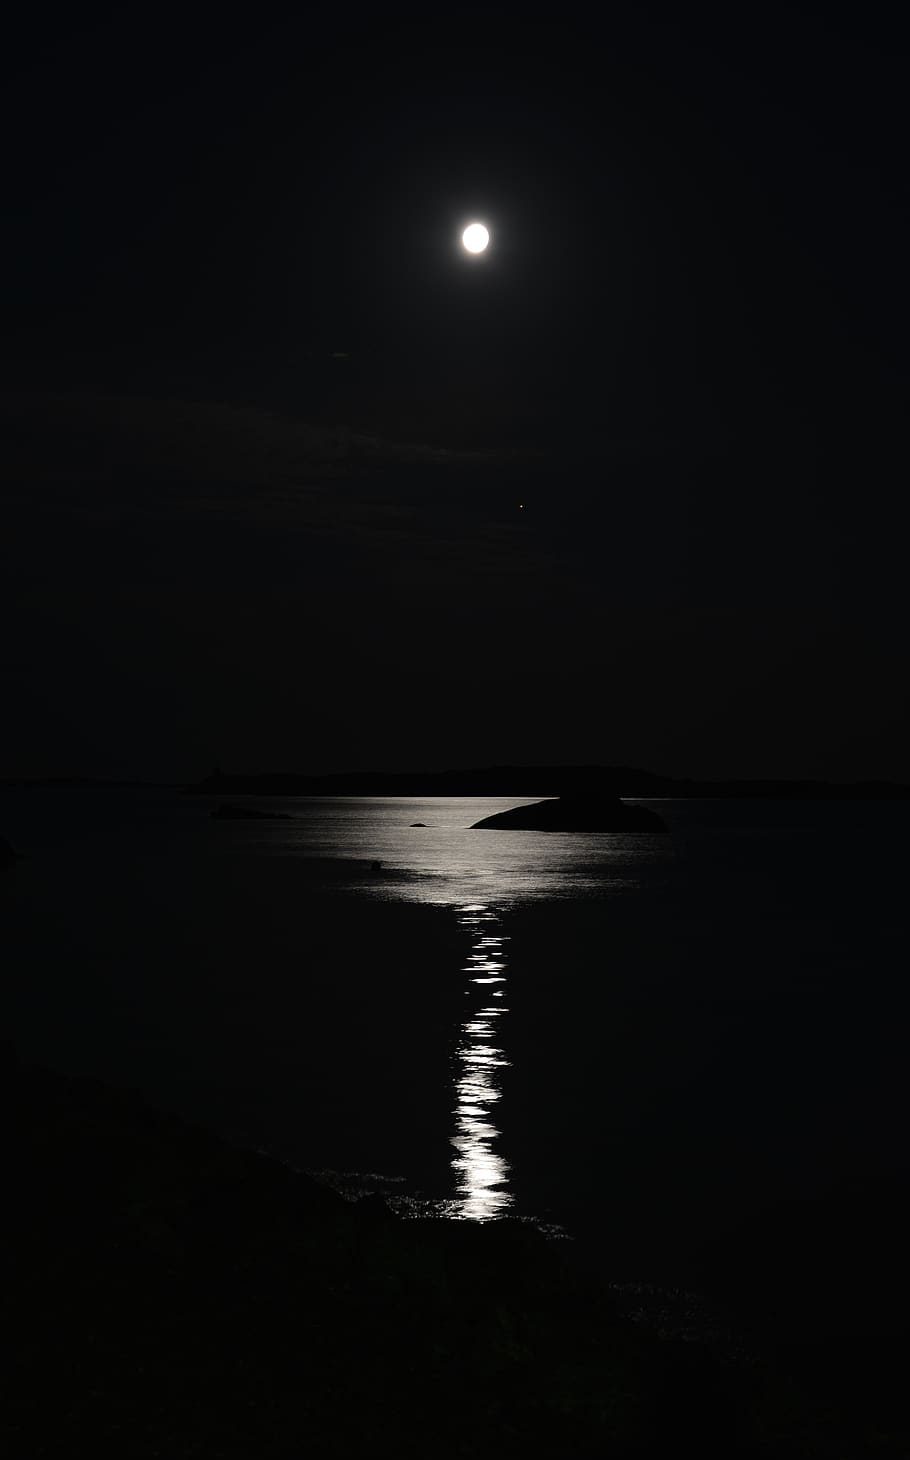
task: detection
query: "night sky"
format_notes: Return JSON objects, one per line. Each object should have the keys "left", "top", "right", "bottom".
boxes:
{"left": 3, "top": 4, "right": 908, "bottom": 781}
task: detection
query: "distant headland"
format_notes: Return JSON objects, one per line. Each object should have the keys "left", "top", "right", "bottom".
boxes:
{"left": 5, "top": 766, "right": 909, "bottom": 798}
{"left": 180, "top": 766, "right": 910, "bottom": 799}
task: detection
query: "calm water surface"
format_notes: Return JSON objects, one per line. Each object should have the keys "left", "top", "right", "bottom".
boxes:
{"left": 201, "top": 792, "right": 675, "bottom": 1221}
{"left": 3, "top": 789, "right": 908, "bottom": 1304}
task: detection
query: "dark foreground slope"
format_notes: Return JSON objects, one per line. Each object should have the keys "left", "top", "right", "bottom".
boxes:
{"left": 5, "top": 1057, "right": 906, "bottom": 1456}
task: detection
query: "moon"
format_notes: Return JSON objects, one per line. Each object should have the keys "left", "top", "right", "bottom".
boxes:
{"left": 461, "top": 222, "right": 490, "bottom": 254}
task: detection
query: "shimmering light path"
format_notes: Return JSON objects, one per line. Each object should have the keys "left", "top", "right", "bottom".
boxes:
{"left": 449, "top": 904, "right": 512, "bottom": 1219}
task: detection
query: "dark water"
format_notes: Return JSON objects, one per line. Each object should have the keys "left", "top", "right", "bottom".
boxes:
{"left": 3, "top": 789, "right": 908, "bottom": 1332}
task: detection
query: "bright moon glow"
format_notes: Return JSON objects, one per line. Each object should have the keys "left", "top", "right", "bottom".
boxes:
{"left": 462, "top": 222, "right": 490, "bottom": 254}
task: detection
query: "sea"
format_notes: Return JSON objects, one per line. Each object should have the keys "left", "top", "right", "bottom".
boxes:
{"left": 3, "top": 789, "right": 908, "bottom": 1332}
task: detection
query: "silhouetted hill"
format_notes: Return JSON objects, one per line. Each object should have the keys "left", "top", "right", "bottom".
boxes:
{"left": 185, "top": 766, "right": 910, "bottom": 798}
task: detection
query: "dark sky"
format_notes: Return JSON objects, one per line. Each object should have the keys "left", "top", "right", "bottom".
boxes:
{"left": 2, "top": 3, "right": 908, "bottom": 780}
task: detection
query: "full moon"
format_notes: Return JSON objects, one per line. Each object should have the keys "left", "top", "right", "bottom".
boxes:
{"left": 461, "top": 222, "right": 490, "bottom": 254}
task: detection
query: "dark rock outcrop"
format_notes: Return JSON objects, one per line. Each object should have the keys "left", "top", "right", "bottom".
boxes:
{"left": 471, "top": 796, "right": 667, "bottom": 833}
{"left": 4, "top": 1058, "right": 889, "bottom": 1454}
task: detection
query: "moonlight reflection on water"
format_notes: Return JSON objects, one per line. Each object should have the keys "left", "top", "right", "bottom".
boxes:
{"left": 449, "top": 904, "right": 513, "bottom": 1220}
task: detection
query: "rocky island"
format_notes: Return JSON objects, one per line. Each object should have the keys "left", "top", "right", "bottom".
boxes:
{"left": 471, "top": 796, "right": 668, "bottom": 832}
